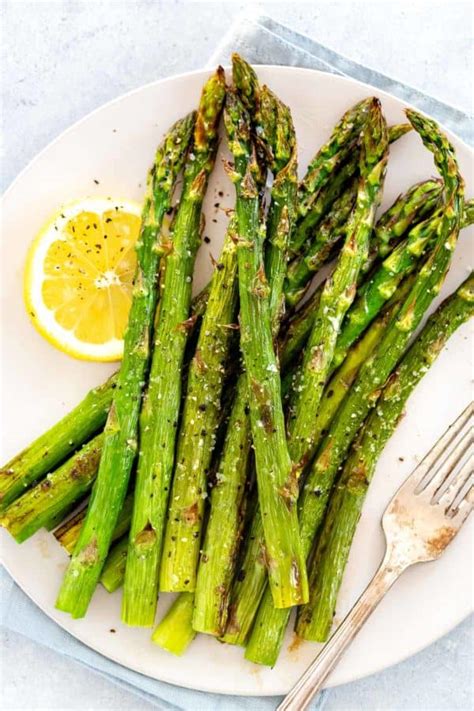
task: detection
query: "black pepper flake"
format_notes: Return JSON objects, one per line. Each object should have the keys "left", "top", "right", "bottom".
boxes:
{"left": 204, "top": 236, "right": 211, "bottom": 244}
{"left": 214, "top": 202, "right": 220, "bottom": 208}
{"left": 218, "top": 190, "right": 224, "bottom": 197}
{"left": 93, "top": 179, "right": 100, "bottom": 185}
{"left": 212, "top": 218, "right": 218, "bottom": 223}
{"left": 105, "top": 217, "right": 112, "bottom": 223}
{"left": 110, "top": 628, "right": 116, "bottom": 633}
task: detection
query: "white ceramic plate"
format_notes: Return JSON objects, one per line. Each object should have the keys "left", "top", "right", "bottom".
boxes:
{"left": 1, "top": 66, "right": 473, "bottom": 697}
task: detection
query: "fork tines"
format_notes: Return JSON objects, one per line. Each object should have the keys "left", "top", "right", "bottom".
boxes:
{"left": 412, "top": 402, "right": 474, "bottom": 516}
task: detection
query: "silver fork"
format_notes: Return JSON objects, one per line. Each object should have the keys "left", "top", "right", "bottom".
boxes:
{"left": 278, "top": 403, "right": 474, "bottom": 711}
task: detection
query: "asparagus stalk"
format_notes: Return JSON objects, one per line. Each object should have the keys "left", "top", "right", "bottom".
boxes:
{"left": 285, "top": 177, "right": 441, "bottom": 308}
{"left": 375, "top": 179, "right": 443, "bottom": 256}
{"left": 1, "top": 434, "right": 103, "bottom": 543}
{"left": 100, "top": 537, "right": 129, "bottom": 593}
{"left": 279, "top": 285, "right": 324, "bottom": 372}
{"left": 224, "top": 86, "right": 307, "bottom": 609}
{"left": 158, "top": 222, "right": 239, "bottom": 593}
{"left": 152, "top": 593, "right": 196, "bottom": 655}
{"left": 282, "top": 198, "right": 472, "bottom": 381}
{"left": 287, "top": 98, "right": 389, "bottom": 476}
{"left": 221, "top": 279, "right": 408, "bottom": 647}
{"left": 54, "top": 491, "right": 134, "bottom": 554}
{"left": 122, "top": 69, "right": 226, "bottom": 627}
{"left": 296, "top": 98, "right": 374, "bottom": 223}
{"left": 297, "top": 272, "right": 474, "bottom": 642}
{"left": 290, "top": 122, "right": 411, "bottom": 260}
{"left": 0, "top": 374, "right": 116, "bottom": 511}
{"left": 285, "top": 182, "right": 358, "bottom": 306}
{"left": 244, "top": 287, "right": 410, "bottom": 661}
{"left": 245, "top": 108, "right": 464, "bottom": 665}
{"left": 55, "top": 112, "right": 196, "bottom": 619}
{"left": 192, "top": 376, "right": 253, "bottom": 633}
{"left": 193, "top": 71, "right": 299, "bottom": 634}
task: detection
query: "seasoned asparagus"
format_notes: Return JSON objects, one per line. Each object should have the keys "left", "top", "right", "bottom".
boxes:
{"left": 285, "top": 183, "right": 357, "bottom": 306}
{"left": 100, "top": 537, "right": 129, "bottom": 593}
{"left": 159, "top": 222, "right": 239, "bottom": 592}
{"left": 375, "top": 179, "right": 443, "bottom": 256}
{"left": 122, "top": 68, "right": 226, "bottom": 627}
{"left": 288, "top": 98, "right": 388, "bottom": 477}
{"left": 56, "top": 112, "right": 195, "bottom": 619}
{"left": 1, "top": 434, "right": 103, "bottom": 543}
{"left": 224, "top": 85, "right": 307, "bottom": 609}
{"left": 0, "top": 374, "right": 116, "bottom": 511}
{"left": 193, "top": 71, "right": 299, "bottom": 633}
{"left": 245, "top": 107, "right": 464, "bottom": 665}
{"left": 54, "top": 491, "right": 134, "bottom": 555}
{"left": 297, "top": 272, "right": 474, "bottom": 642}
{"left": 221, "top": 278, "right": 410, "bottom": 647}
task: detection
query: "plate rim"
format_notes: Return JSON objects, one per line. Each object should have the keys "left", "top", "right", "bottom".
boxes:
{"left": 1, "top": 63, "right": 472, "bottom": 697}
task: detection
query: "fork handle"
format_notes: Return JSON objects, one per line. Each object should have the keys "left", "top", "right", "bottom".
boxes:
{"left": 277, "top": 559, "right": 405, "bottom": 711}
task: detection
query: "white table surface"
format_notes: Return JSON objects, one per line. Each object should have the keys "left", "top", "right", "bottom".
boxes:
{"left": 1, "top": 1, "right": 472, "bottom": 709}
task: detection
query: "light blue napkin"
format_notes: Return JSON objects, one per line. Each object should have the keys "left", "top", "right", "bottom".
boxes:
{"left": 207, "top": 13, "right": 472, "bottom": 145}
{"left": 1, "top": 12, "right": 471, "bottom": 711}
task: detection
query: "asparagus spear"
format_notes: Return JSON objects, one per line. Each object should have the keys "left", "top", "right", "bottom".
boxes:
{"left": 287, "top": 98, "right": 388, "bottom": 476}
{"left": 100, "top": 537, "right": 129, "bottom": 593}
{"left": 285, "top": 182, "right": 358, "bottom": 306}
{"left": 0, "top": 374, "right": 116, "bottom": 511}
{"left": 122, "top": 69, "right": 226, "bottom": 627}
{"left": 159, "top": 222, "right": 239, "bottom": 593}
{"left": 245, "top": 108, "right": 465, "bottom": 665}
{"left": 282, "top": 198, "right": 472, "bottom": 380}
{"left": 290, "top": 122, "right": 411, "bottom": 260}
{"left": 375, "top": 179, "right": 443, "bottom": 257}
{"left": 54, "top": 491, "right": 134, "bottom": 554}
{"left": 297, "top": 272, "right": 474, "bottom": 642}
{"left": 296, "top": 98, "right": 374, "bottom": 223}
{"left": 224, "top": 86, "right": 307, "bottom": 608}
{"left": 330, "top": 200, "right": 473, "bottom": 373}
{"left": 221, "top": 280, "right": 409, "bottom": 647}
{"left": 285, "top": 178, "right": 442, "bottom": 308}
{"left": 55, "top": 112, "right": 196, "bottom": 619}
{"left": 1, "top": 434, "right": 103, "bottom": 543}
{"left": 152, "top": 593, "right": 196, "bottom": 656}
{"left": 193, "top": 73, "right": 299, "bottom": 634}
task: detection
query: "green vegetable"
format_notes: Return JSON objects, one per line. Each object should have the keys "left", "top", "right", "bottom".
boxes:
{"left": 0, "top": 374, "right": 116, "bottom": 511}
{"left": 159, "top": 222, "right": 239, "bottom": 593}
{"left": 245, "top": 107, "right": 465, "bottom": 665}
{"left": 193, "top": 66, "right": 299, "bottom": 634}
{"left": 122, "top": 68, "right": 226, "bottom": 627}
{"left": 297, "top": 272, "right": 474, "bottom": 642}
{"left": 287, "top": 98, "right": 388, "bottom": 478}
{"left": 152, "top": 593, "right": 196, "bottom": 656}
{"left": 1, "top": 434, "right": 103, "bottom": 543}
{"left": 224, "top": 82, "right": 307, "bottom": 609}
{"left": 56, "top": 112, "right": 196, "bottom": 619}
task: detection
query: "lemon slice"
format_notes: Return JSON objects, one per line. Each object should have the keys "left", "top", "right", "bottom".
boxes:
{"left": 24, "top": 197, "right": 142, "bottom": 361}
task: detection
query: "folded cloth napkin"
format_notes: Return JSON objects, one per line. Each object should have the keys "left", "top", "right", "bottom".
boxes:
{"left": 207, "top": 13, "right": 472, "bottom": 144}
{"left": 1, "top": 12, "right": 471, "bottom": 711}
